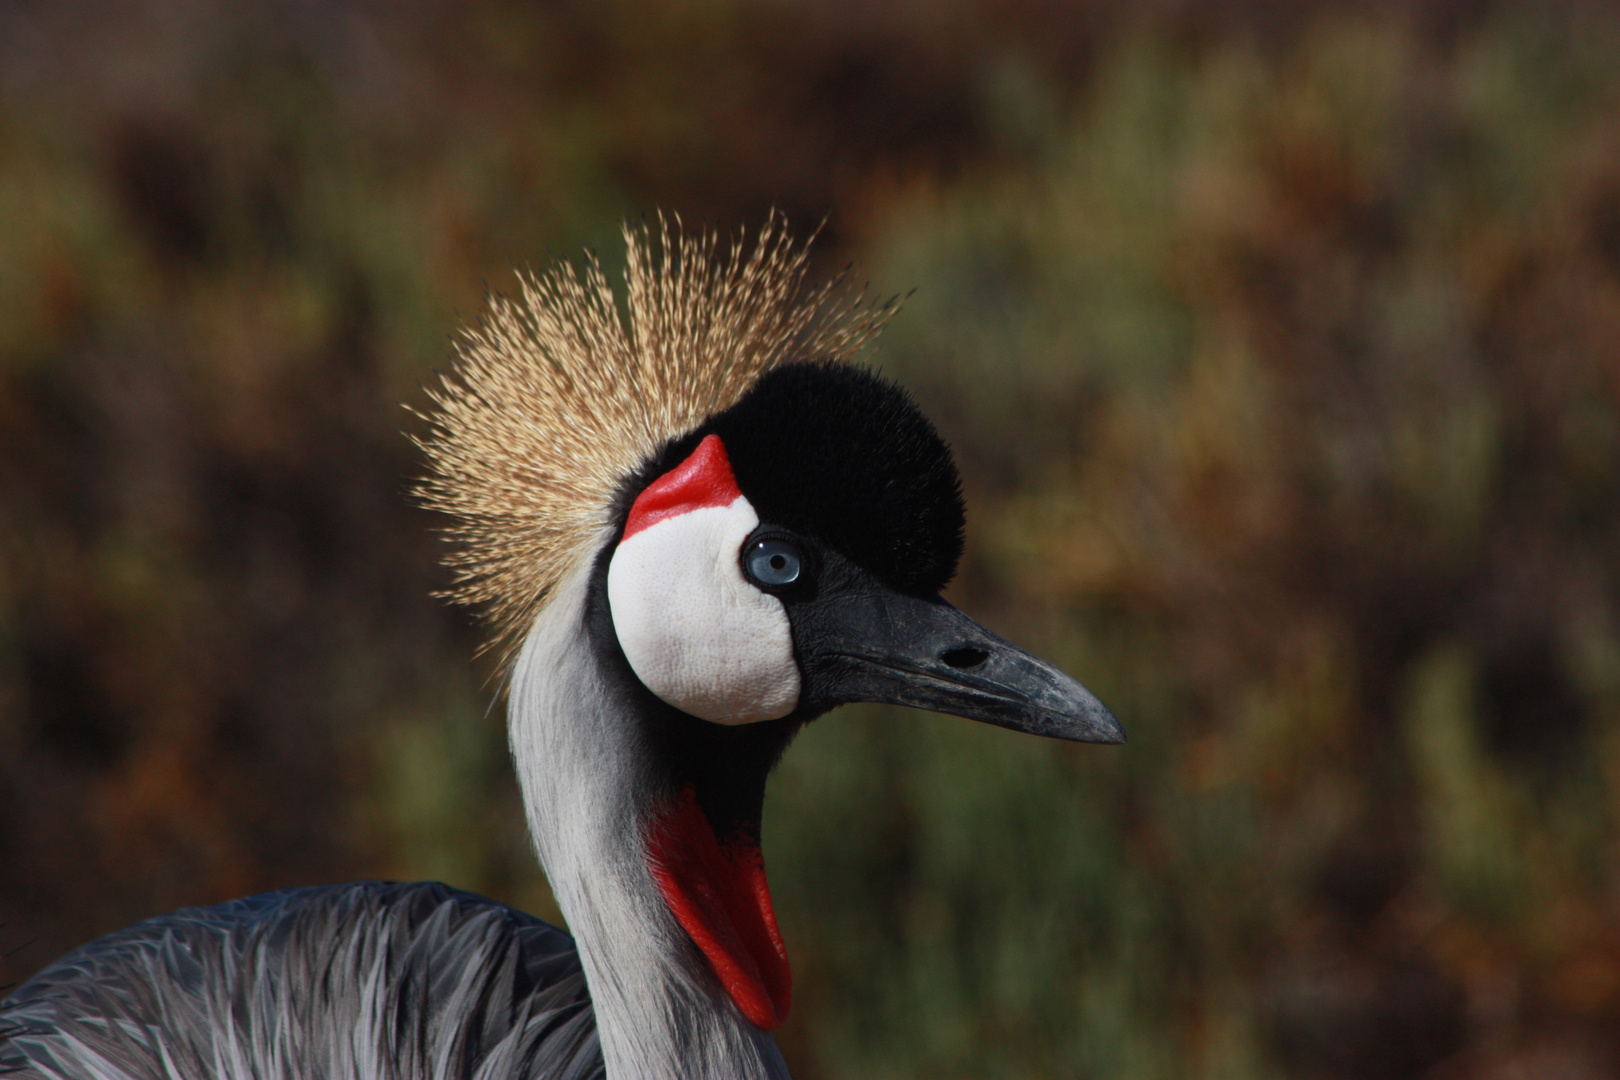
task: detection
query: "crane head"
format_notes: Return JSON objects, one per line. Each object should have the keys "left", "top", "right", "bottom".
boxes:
{"left": 607, "top": 360, "right": 1121, "bottom": 743}
{"left": 417, "top": 215, "right": 1121, "bottom": 1036}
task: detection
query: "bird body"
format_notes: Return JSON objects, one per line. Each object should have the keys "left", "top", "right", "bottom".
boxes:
{"left": 1, "top": 883, "right": 602, "bottom": 1080}
{"left": 1, "top": 217, "right": 1122, "bottom": 1080}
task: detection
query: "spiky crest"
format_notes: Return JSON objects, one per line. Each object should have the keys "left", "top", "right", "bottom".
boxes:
{"left": 414, "top": 214, "right": 894, "bottom": 669}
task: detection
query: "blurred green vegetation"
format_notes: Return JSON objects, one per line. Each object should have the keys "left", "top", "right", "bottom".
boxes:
{"left": 2, "top": 2, "right": 1619, "bottom": 1077}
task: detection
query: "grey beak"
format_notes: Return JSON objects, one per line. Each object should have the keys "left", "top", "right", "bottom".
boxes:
{"left": 791, "top": 579, "right": 1124, "bottom": 744}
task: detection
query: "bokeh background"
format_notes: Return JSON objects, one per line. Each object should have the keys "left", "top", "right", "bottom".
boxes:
{"left": 3, "top": 1, "right": 1620, "bottom": 1076}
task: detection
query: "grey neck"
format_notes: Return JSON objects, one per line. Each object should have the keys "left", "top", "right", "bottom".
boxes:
{"left": 507, "top": 548, "right": 790, "bottom": 1080}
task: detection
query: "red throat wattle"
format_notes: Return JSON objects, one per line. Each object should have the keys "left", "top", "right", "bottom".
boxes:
{"left": 646, "top": 785, "right": 792, "bottom": 1029}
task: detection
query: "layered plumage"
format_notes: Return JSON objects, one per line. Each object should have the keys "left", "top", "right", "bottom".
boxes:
{"left": 1, "top": 885, "right": 600, "bottom": 1080}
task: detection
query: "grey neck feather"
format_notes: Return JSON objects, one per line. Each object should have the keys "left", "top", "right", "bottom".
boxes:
{"left": 508, "top": 547, "right": 791, "bottom": 1080}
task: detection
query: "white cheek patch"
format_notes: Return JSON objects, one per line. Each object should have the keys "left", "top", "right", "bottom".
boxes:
{"left": 607, "top": 495, "right": 801, "bottom": 724}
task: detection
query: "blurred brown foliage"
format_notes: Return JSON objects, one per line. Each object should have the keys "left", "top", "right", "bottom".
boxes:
{"left": 2, "top": 1, "right": 1619, "bottom": 1077}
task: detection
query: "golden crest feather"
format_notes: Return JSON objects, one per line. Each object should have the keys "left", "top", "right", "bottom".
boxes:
{"left": 414, "top": 214, "right": 894, "bottom": 668}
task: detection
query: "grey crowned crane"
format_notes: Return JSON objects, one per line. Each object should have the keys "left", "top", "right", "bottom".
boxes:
{"left": 0, "top": 218, "right": 1123, "bottom": 1080}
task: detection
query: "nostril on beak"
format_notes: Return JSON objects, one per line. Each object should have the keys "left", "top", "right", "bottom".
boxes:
{"left": 941, "top": 646, "right": 989, "bottom": 670}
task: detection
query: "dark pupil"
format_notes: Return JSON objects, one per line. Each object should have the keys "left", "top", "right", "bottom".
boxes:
{"left": 770, "top": 555, "right": 786, "bottom": 570}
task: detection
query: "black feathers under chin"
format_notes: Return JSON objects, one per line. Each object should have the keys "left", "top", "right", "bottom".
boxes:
{"left": 679, "top": 362, "right": 965, "bottom": 595}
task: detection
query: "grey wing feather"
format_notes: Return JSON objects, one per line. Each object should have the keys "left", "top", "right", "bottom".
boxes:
{"left": 0, "top": 882, "right": 604, "bottom": 1080}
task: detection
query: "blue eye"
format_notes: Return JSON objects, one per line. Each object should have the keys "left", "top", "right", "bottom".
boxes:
{"left": 745, "top": 538, "right": 803, "bottom": 588}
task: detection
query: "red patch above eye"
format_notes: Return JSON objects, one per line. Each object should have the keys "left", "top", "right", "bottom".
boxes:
{"left": 622, "top": 434, "right": 743, "bottom": 541}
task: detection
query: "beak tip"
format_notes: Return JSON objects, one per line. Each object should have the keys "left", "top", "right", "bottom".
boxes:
{"left": 1054, "top": 688, "right": 1125, "bottom": 745}
{"left": 1082, "top": 709, "right": 1127, "bottom": 745}
{"left": 1023, "top": 701, "right": 1125, "bottom": 744}
{"left": 1101, "top": 708, "right": 1127, "bottom": 743}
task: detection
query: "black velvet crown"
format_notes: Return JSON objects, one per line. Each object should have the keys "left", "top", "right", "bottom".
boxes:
{"left": 663, "top": 361, "right": 966, "bottom": 596}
